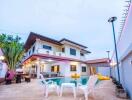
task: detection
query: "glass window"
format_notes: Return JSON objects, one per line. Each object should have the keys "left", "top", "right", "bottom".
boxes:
{"left": 32, "top": 46, "right": 35, "bottom": 53}
{"left": 62, "top": 48, "right": 65, "bottom": 52}
{"left": 70, "top": 48, "right": 76, "bottom": 56}
{"left": 43, "top": 45, "right": 52, "bottom": 50}
{"left": 29, "top": 50, "right": 31, "bottom": 55}
{"left": 70, "top": 65, "right": 76, "bottom": 71}
{"left": 82, "top": 66, "right": 86, "bottom": 72}
{"left": 51, "top": 65, "right": 60, "bottom": 72}
{"left": 51, "top": 66, "right": 54, "bottom": 72}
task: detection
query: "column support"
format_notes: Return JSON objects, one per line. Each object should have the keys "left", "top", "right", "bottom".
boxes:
{"left": 36, "top": 58, "right": 40, "bottom": 79}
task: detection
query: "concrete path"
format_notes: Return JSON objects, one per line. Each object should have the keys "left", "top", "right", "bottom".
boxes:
{"left": 0, "top": 79, "right": 129, "bottom": 100}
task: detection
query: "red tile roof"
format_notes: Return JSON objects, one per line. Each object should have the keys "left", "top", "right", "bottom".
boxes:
{"left": 23, "top": 54, "right": 86, "bottom": 64}
{"left": 24, "top": 32, "right": 62, "bottom": 51}
{"left": 86, "top": 58, "right": 110, "bottom": 64}
{"left": 60, "top": 38, "right": 87, "bottom": 48}
{"left": 24, "top": 32, "right": 90, "bottom": 52}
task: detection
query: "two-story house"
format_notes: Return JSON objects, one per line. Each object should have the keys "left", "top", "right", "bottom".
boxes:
{"left": 22, "top": 32, "right": 91, "bottom": 78}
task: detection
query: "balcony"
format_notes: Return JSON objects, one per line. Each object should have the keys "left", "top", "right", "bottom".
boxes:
{"left": 55, "top": 52, "right": 66, "bottom": 57}
{"left": 37, "top": 48, "right": 54, "bottom": 55}
{"left": 80, "top": 56, "right": 86, "bottom": 61}
{"left": 22, "top": 48, "right": 86, "bottom": 62}
{"left": 37, "top": 49, "right": 85, "bottom": 60}
{"left": 37, "top": 49, "right": 67, "bottom": 57}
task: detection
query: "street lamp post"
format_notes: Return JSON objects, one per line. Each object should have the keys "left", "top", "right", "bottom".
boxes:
{"left": 106, "top": 51, "right": 111, "bottom": 76}
{"left": 106, "top": 51, "right": 110, "bottom": 59}
{"left": 108, "top": 17, "right": 120, "bottom": 83}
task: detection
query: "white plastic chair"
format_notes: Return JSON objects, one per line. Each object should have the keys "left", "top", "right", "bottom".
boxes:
{"left": 39, "top": 74, "right": 59, "bottom": 97}
{"left": 60, "top": 83, "right": 76, "bottom": 98}
{"left": 77, "top": 75, "right": 98, "bottom": 100}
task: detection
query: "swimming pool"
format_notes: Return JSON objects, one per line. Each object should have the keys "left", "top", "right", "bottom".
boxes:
{"left": 46, "top": 76, "right": 89, "bottom": 86}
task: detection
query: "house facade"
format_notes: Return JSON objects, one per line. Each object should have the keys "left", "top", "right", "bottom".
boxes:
{"left": 22, "top": 32, "right": 91, "bottom": 78}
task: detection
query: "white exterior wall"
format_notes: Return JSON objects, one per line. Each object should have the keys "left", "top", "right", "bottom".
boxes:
{"left": 97, "top": 67, "right": 110, "bottom": 76}
{"left": 51, "top": 61, "right": 89, "bottom": 77}
{"left": 50, "top": 61, "right": 69, "bottom": 76}
{"left": 43, "top": 63, "right": 51, "bottom": 72}
{"left": 120, "top": 53, "right": 132, "bottom": 98}
{"left": 112, "top": 4, "right": 132, "bottom": 99}
{"left": 65, "top": 61, "right": 81, "bottom": 77}
{"left": 36, "top": 39, "right": 61, "bottom": 52}
{"left": 117, "top": 17, "right": 132, "bottom": 59}
{"left": 25, "top": 41, "right": 37, "bottom": 58}
{"left": 80, "top": 63, "right": 90, "bottom": 76}
{"left": 63, "top": 44, "right": 84, "bottom": 59}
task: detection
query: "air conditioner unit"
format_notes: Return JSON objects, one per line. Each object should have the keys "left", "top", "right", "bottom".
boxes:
{"left": 46, "top": 51, "right": 49, "bottom": 54}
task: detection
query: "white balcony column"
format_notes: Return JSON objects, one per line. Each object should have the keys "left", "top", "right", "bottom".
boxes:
{"left": 0, "top": 61, "right": 3, "bottom": 77}
{"left": 36, "top": 58, "right": 40, "bottom": 79}
{"left": 35, "top": 39, "right": 41, "bottom": 54}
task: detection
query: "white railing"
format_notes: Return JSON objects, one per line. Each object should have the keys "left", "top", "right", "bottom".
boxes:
{"left": 22, "top": 48, "right": 87, "bottom": 62}
{"left": 37, "top": 48, "right": 54, "bottom": 55}
{"left": 80, "top": 56, "right": 86, "bottom": 61}
{"left": 55, "top": 52, "right": 66, "bottom": 57}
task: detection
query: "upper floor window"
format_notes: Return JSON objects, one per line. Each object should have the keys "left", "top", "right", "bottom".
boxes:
{"left": 62, "top": 48, "right": 65, "bottom": 52}
{"left": 70, "top": 48, "right": 76, "bottom": 56}
{"left": 29, "top": 50, "right": 31, "bottom": 55}
{"left": 82, "top": 66, "right": 86, "bottom": 72}
{"left": 43, "top": 45, "right": 52, "bottom": 50}
{"left": 32, "top": 46, "right": 35, "bottom": 53}
{"left": 80, "top": 53, "right": 84, "bottom": 56}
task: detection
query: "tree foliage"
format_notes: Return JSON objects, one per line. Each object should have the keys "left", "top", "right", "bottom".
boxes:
{"left": 0, "top": 34, "right": 24, "bottom": 70}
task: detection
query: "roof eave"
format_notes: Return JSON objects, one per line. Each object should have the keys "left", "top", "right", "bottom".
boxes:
{"left": 60, "top": 38, "right": 87, "bottom": 48}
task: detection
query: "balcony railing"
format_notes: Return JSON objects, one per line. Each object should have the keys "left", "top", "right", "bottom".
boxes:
{"left": 22, "top": 48, "right": 86, "bottom": 62}
{"left": 37, "top": 48, "right": 54, "bottom": 55}
{"left": 55, "top": 52, "right": 66, "bottom": 57}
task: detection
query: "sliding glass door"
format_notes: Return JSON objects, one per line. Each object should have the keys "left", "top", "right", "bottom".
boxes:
{"left": 51, "top": 65, "right": 60, "bottom": 72}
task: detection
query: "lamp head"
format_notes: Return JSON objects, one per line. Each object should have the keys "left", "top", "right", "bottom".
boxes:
{"left": 0, "top": 56, "right": 5, "bottom": 61}
{"left": 106, "top": 51, "right": 110, "bottom": 53}
{"left": 108, "top": 17, "right": 117, "bottom": 22}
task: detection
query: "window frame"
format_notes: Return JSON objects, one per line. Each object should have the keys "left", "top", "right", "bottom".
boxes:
{"left": 32, "top": 46, "right": 35, "bottom": 53}
{"left": 70, "top": 65, "right": 77, "bottom": 71}
{"left": 29, "top": 50, "right": 31, "bottom": 55}
{"left": 70, "top": 48, "right": 76, "bottom": 56}
{"left": 82, "top": 66, "right": 86, "bottom": 72}
{"left": 62, "top": 47, "right": 65, "bottom": 52}
{"left": 51, "top": 65, "right": 60, "bottom": 72}
{"left": 43, "top": 45, "right": 52, "bottom": 50}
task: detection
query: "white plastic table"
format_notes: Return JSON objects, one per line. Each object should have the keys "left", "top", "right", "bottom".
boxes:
{"left": 60, "top": 83, "right": 76, "bottom": 98}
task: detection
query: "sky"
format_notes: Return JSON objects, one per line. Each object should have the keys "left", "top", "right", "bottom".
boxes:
{"left": 0, "top": 0, "right": 126, "bottom": 59}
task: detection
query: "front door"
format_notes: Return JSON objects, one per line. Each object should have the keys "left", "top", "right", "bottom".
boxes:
{"left": 90, "top": 67, "right": 97, "bottom": 75}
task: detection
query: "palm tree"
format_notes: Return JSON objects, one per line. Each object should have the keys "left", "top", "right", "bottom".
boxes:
{"left": 0, "top": 34, "right": 24, "bottom": 70}
{"left": 0, "top": 34, "right": 7, "bottom": 48}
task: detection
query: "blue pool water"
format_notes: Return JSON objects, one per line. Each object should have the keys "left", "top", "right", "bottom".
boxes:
{"left": 46, "top": 76, "right": 89, "bottom": 86}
